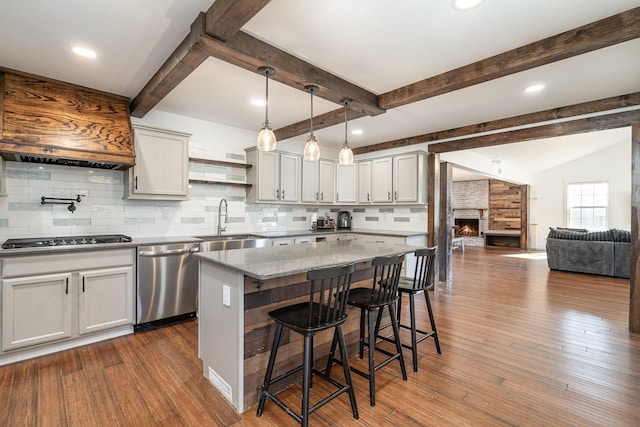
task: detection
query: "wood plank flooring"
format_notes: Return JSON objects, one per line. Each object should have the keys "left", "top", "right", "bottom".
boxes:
{"left": 1, "top": 247, "right": 639, "bottom": 426}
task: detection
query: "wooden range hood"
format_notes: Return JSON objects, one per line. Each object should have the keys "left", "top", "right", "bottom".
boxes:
{"left": 0, "top": 70, "right": 135, "bottom": 170}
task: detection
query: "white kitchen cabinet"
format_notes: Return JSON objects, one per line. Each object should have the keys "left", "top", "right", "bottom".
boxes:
{"left": 272, "top": 238, "right": 293, "bottom": 246}
{"left": 246, "top": 149, "right": 301, "bottom": 203}
{"left": 127, "top": 125, "right": 190, "bottom": 200}
{"left": 302, "top": 159, "right": 335, "bottom": 203}
{"left": 1, "top": 249, "right": 135, "bottom": 353}
{"left": 294, "top": 236, "right": 313, "bottom": 244}
{"left": 393, "top": 153, "right": 426, "bottom": 203}
{"left": 2, "top": 272, "right": 73, "bottom": 351}
{"left": 357, "top": 161, "right": 372, "bottom": 204}
{"left": 78, "top": 266, "right": 134, "bottom": 335}
{"left": 370, "top": 153, "right": 426, "bottom": 204}
{"left": 371, "top": 157, "right": 393, "bottom": 203}
{"left": 336, "top": 164, "right": 357, "bottom": 203}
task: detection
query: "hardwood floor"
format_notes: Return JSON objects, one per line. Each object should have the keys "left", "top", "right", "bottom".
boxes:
{"left": 2, "top": 247, "right": 639, "bottom": 426}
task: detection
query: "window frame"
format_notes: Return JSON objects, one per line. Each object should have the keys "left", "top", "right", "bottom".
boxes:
{"left": 565, "top": 181, "right": 609, "bottom": 230}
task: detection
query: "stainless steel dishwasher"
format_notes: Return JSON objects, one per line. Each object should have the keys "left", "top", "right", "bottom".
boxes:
{"left": 135, "top": 242, "right": 200, "bottom": 331}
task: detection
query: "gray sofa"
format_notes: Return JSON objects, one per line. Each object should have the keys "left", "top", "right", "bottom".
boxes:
{"left": 546, "top": 228, "right": 630, "bottom": 279}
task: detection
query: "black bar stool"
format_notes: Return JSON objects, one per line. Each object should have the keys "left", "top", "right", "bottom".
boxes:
{"left": 327, "top": 254, "right": 407, "bottom": 406}
{"left": 396, "top": 246, "right": 441, "bottom": 371}
{"left": 256, "top": 263, "right": 358, "bottom": 427}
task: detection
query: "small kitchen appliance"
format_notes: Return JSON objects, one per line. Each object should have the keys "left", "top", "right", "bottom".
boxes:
{"left": 337, "top": 211, "right": 352, "bottom": 229}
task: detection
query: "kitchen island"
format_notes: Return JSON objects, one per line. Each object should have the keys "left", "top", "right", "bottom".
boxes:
{"left": 195, "top": 239, "right": 423, "bottom": 412}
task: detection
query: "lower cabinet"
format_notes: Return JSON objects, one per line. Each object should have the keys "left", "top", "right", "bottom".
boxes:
{"left": 1, "top": 249, "right": 135, "bottom": 352}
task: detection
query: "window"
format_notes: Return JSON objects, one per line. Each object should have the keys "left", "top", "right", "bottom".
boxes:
{"left": 567, "top": 182, "right": 608, "bottom": 230}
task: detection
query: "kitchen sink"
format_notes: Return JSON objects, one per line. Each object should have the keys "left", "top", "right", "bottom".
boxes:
{"left": 197, "top": 234, "right": 270, "bottom": 252}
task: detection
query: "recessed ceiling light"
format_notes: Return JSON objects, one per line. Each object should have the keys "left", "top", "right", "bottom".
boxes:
{"left": 72, "top": 46, "right": 96, "bottom": 58}
{"left": 524, "top": 83, "right": 545, "bottom": 94}
{"left": 251, "top": 99, "right": 266, "bottom": 107}
{"left": 351, "top": 129, "right": 363, "bottom": 135}
{"left": 453, "top": 0, "right": 484, "bottom": 11}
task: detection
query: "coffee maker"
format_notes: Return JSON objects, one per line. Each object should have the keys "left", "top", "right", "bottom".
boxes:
{"left": 337, "top": 211, "right": 352, "bottom": 229}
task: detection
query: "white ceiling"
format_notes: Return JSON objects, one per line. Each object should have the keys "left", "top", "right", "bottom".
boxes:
{"left": 1, "top": 0, "right": 639, "bottom": 180}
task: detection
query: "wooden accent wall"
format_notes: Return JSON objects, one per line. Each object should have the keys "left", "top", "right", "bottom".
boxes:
{"left": 242, "top": 262, "right": 375, "bottom": 410}
{"left": 489, "top": 180, "right": 523, "bottom": 230}
{"left": 0, "top": 71, "right": 134, "bottom": 167}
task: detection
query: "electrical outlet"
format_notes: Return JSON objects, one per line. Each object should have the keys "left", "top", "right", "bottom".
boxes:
{"left": 223, "top": 285, "right": 231, "bottom": 306}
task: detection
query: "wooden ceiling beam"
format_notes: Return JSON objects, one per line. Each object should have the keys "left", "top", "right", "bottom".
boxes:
{"left": 130, "top": 15, "right": 209, "bottom": 118}
{"left": 204, "top": 0, "right": 271, "bottom": 41}
{"left": 378, "top": 7, "right": 640, "bottom": 110}
{"left": 353, "top": 92, "right": 640, "bottom": 155}
{"left": 274, "top": 108, "right": 367, "bottom": 142}
{"left": 428, "top": 109, "right": 640, "bottom": 154}
{"left": 197, "top": 30, "right": 384, "bottom": 117}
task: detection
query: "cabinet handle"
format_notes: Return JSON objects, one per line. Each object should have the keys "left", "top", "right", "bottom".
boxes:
{"left": 276, "top": 189, "right": 280, "bottom": 199}
{"left": 336, "top": 193, "right": 339, "bottom": 201}
{"left": 65, "top": 277, "right": 69, "bottom": 294}
{"left": 134, "top": 176, "right": 138, "bottom": 190}
{"left": 321, "top": 192, "right": 324, "bottom": 201}
{"left": 315, "top": 192, "right": 318, "bottom": 201}
{"left": 282, "top": 189, "right": 285, "bottom": 199}
{"left": 82, "top": 276, "right": 85, "bottom": 293}
{"left": 367, "top": 193, "right": 370, "bottom": 202}
{"left": 388, "top": 191, "right": 391, "bottom": 200}
{"left": 395, "top": 191, "right": 398, "bottom": 200}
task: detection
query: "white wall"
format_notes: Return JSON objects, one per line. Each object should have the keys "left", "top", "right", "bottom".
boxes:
{"left": 530, "top": 139, "right": 631, "bottom": 249}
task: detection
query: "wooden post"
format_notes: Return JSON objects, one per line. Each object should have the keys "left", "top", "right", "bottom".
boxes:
{"left": 521, "top": 184, "right": 529, "bottom": 249}
{"left": 427, "top": 153, "right": 439, "bottom": 247}
{"left": 630, "top": 122, "right": 640, "bottom": 333}
{"left": 438, "top": 162, "right": 453, "bottom": 283}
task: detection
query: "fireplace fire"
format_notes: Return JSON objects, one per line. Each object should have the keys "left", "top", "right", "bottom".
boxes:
{"left": 455, "top": 218, "right": 480, "bottom": 236}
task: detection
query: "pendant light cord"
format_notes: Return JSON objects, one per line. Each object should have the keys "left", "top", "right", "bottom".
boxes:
{"left": 309, "top": 90, "right": 314, "bottom": 138}
{"left": 264, "top": 71, "right": 269, "bottom": 124}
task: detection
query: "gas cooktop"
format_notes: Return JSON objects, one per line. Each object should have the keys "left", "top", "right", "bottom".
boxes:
{"left": 2, "top": 234, "right": 132, "bottom": 249}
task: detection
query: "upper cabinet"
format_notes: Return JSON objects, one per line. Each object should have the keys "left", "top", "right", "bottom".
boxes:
{"left": 0, "top": 71, "right": 135, "bottom": 168}
{"left": 302, "top": 159, "right": 335, "bottom": 203}
{"left": 126, "top": 125, "right": 190, "bottom": 200}
{"left": 357, "top": 161, "right": 372, "bottom": 204}
{"left": 371, "top": 157, "right": 393, "bottom": 203}
{"left": 246, "top": 148, "right": 301, "bottom": 203}
{"left": 336, "top": 164, "right": 357, "bottom": 203}
{"left": 393, "top": 153, "right": 426, "bottom": 203}
{"left": 370, "top": 153, "right": 426, "bottom": 204}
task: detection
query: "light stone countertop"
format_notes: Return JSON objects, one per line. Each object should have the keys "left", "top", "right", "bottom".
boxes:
{"left": 0, "top": 229, "right": 426, "bottom": 257}
{"left": 195, "top": 239, "right": 423, "bottom": 281}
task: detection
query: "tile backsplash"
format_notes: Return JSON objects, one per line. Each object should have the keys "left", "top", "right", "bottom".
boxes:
{"left": 0, "top": 161, "right": 427, "bottom": 242}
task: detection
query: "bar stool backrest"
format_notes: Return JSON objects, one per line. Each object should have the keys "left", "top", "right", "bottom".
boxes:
{"left": 410, "top": 247, "right": 437, "bottom": 291}
{"left": 370, "top": 254, "right": 405, "bottom": 305}
{"left": 306, "top": 263, "right": 356, "bottom": 328}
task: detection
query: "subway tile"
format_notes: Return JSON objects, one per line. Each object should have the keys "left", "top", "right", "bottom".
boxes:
{"left": 229, "top": 217, "right": 245, "bottom": 223}
{"left": 394, "top": 217, "right": 410, "bottom": 222}
{"left": 53, "top": 218, "right": 92, "bottom": 227}
{"left": 0, "top": 219, "right": 8, "bottom": 227}
{"left": 9, "top": 203, "right": 48, "bottom": 211}
{"left": 365, "top": 216, "right": 379, "bottom": 222}
{"left": 352, "top": 208, "right": 366, "bottom": 213}
{"left": 7, "top": 169, "right": 51, "bottom": 180}
{"left": 410, "top": 207, "right": 427, "bottom": 213}
{"left": 379, "top": 208, "right": 394, "bottom": 213}
{"left": 292, "top": 216, "right": 307, "bottom": 221}
{"left": 226, "top": 153, "right": 245, "bottom": 161}
{"left": 181, "top": 217, "right": 205, "bottom": 224}
{"left": 125, "top": 218, "right": 155, "bottom": 225}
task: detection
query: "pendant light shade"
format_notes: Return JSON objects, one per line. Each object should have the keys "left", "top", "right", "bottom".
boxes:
{"left": 338, "top": 99, "right": 354, "bottom": 165}
{"left": 257, "top": 67, "right": 276, "bottom": 151}
{"left": 303, "top": 85, "right": 320, "bottom": 161}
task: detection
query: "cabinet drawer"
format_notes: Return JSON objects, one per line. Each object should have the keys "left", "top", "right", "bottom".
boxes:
{"left": 2, "top": 249, "right": 135, "bottom": 278}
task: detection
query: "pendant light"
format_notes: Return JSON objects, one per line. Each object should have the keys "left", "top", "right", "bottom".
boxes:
{"left": 338, "top": 99, "right": 354, "bottom": 165}
{"left": 257, "top": 67, "right": 276, "bottom": 151}
{"left": 303, "top": 85, "right": 320, "bottom": 161}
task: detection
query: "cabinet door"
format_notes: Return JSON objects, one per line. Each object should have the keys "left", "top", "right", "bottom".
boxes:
{"left": 2, "top": 273, "right": 73, "bottom": 351}
{"left": 78, "top": 266, "right": 134, "bottom": 335}
{"left": 357, "top": 161, "right": 372, "bottom": 204}
{"left": 372, "top": 157, "right": 393, "bottom": 203}
{"left": 271, "top": 238, "right": 293, "bottom": 246}
{"left": 336, "top": 164, "right": 357, "bottom": 203}
{"left": 318, "top": 160, "right": 335, "bottom": 203}
{"left": 302, "top": 159, "right": 319, "bottom": 203}
{"left": 393, "top": 154, "right": 419, "bottom": 203}
{"left": 130, "top": 126, "right": 189, "bottom": 199}
{"left": 258, "top": 151, "right": 280, "bottom": 201}
{"left": 279, "top": 154, "right": 300, "bottom": 202}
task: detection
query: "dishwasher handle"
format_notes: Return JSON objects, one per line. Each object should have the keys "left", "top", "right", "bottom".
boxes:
{"left": 139, "top": 247, "right": 200, "bottom": 257}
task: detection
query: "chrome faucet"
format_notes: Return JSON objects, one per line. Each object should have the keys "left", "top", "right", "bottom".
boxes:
{"left": 217, "top": 198, "right": 229, "bottom": 235}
